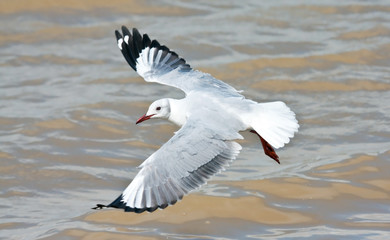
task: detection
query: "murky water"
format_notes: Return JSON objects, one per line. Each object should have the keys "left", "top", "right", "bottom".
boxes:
{"left": 1, "top": 0, "right": 390, "bottom": 239}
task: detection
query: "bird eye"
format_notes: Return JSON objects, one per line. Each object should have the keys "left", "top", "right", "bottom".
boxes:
{"left": 156, "top": 107, "right": 161, "bottom": 111}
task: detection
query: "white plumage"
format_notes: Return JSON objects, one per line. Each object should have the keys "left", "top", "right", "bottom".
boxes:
{"left": 93, "top": 27, "right": 299, "bottom": 213}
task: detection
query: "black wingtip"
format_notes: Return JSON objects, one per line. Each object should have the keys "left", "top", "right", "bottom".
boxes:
{"left": 132, "top": 28, "right": 141, "bottom": 39}
{"left": 108, "top": 194, "right": 127, "bottom": 209}
{"left": 92, "top": 194, "right": 125, "bottom": 210}
{"left": 121, "top": 26, "right": 131, "bottom": 37}
{"left": 93, "top": 194, "right": 168, "bottom": 213}
{"left": 115, "top": 26, "right": 191, "bottom": 73}
{"left": 92, "top": 194, "right": 125, "bottom": 211}
{"left": 115, "top": 30, "right": 122, "bottom": 41}
{"left": 92, "top": 204, "right": 109, "bottom": 210}
{"left": 131, "top": 28, "right": 142, "bottom": 58}
{"left": 150, "top": 39, "right": 161, "bottom": 49}
{"left": 142, "top": 34, "right": 151, "bottom": 49}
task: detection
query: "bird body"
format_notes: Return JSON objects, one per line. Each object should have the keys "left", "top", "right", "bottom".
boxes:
{"left": 144, "top": 92, "right": 296, "bottom": 149}
{"left": 93, "top": 27, "right": 299, "bottom": 213}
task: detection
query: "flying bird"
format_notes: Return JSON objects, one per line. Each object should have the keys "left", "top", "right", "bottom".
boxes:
{"left": 93, "top": 26, "right": 299, "bottom": 213}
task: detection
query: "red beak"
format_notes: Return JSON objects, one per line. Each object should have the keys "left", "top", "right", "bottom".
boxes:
{"left": 136, "top": 114, "right": 155, "bottom": 124}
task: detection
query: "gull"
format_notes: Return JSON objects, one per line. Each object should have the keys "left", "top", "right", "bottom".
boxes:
{"left": 93, "top": 26, "right": 299, "bottom": 213}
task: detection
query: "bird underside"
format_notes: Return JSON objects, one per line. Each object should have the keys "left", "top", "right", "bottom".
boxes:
{"left": 92, "top": 131, "right": 280, "bottom": 213}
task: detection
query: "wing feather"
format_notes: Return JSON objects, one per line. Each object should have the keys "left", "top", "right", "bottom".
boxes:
{"left": 115, "top": 26, "right": 242, "bottom": 96}
{"left": 106, "top": 117, "right": 242, "bottom": 212}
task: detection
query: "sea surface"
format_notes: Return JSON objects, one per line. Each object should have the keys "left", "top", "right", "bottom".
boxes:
{"left": 1, "top": 0, "right": 390, "bottom": 239}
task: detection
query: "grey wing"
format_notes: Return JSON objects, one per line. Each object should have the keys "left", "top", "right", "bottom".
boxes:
{"left": 107, "top": 116, "right": 243, "bottom": 213}
{"left": 115, "top": 26, "right": 242, "bottom": 96}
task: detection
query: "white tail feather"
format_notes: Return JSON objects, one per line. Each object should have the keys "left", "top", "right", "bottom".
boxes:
{"left": 250, "top": 101, "right": 299, "bottom": 149}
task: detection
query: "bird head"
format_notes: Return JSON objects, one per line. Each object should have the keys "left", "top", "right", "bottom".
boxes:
{"left": 136, "top": 98, "right": 171, "bottom": 124}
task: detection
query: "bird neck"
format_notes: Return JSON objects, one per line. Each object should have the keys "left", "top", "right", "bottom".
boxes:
{"left": 167, "top": 98, "right": 187, "bottom": 126}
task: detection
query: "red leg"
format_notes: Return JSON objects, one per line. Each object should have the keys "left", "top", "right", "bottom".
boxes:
{"left": 250, "top": 130, "right": 280, "bottom": 164}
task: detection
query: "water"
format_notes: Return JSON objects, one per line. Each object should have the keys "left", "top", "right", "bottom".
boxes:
{"left": 1, "top": 0, "right": 390, "bottom": 239}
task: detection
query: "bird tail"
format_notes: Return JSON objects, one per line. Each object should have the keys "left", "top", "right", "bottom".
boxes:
{"left": 250, "top": 101, "right": 299, "bottom": 149}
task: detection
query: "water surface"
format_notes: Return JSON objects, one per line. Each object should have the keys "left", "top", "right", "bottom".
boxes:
{"left": 1, "top": 0, "right": 390, "bottom": 239}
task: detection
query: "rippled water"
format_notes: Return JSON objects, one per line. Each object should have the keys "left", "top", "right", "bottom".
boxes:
{"left": 1, "top": 0, "right": 390, "bottom": 239}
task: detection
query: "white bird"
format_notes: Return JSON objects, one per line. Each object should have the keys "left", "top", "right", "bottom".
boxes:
{"left": 93, "top": 26, "right": 299, "bottom": 213}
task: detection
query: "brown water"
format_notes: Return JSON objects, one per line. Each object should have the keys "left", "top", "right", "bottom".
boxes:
{"left": 1, "top": 1, "right": 390, "bottom": 239}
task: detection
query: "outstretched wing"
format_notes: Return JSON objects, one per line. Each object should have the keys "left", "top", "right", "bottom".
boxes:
{"left": 106, "top": 115, "right": 243, "bottom": 213}
{"left": 115, "top": 26, "right": 241, "bottom": 96}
